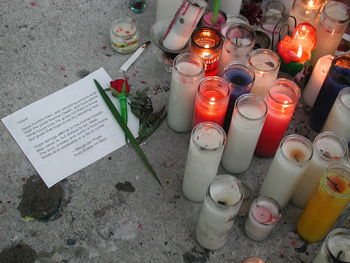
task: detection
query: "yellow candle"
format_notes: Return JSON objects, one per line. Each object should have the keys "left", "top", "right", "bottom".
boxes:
{"left": 297, "top": 166, "right": 350, "bottom": 242}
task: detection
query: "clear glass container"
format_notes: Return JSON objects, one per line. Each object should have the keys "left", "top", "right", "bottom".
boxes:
{"left": 110, "top": 18, "right": 140, "bottom": 54}
{"left": 220, "top": 15, "right": 249, "bottom": 37}
{"left": 290, "top": 0, "right": 328, "bottom": 26}
{"left": 201, "top": 10, "right": 227, "bottom": 31}
{"left": 129, "top": 0, "right": 146, "bottom": 14}
{"left": 260, "top": 0, "right": 286, "bottom": 34}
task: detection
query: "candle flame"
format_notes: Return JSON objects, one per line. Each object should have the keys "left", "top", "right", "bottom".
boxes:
{"left": 297, "top": 45, "right": 303, "bottom": 58}
{"left": 209, "top": 97, "right": 216, "bottom": 105}
{"left": 307, "top": 0, "right": 314, "bottom": 8}
{"left": 204, "top": 44, "right": 210, "bottom": 48}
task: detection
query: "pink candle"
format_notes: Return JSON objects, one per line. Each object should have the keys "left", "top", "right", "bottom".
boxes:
{"left": 253, "top": 206, "right": 272, "bottom": 223}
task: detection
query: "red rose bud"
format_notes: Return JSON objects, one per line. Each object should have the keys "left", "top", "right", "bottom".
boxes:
{"left": 110, "top": 79, "right": 130, "bottom": 95}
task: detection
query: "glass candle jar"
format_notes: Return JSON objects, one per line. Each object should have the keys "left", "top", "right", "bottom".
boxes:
{"left": 221, "top": 94, "right": 267, "bottom": 174}
{"left": 248, "top": 48, "right": 281, "bottom": 97}
{"left": 244, "top": 196, "right": 281, "bottom": 241}
{"left": 218, "top": 24, "right": 256, "bottom": 76}
{"left": 259, "top": 134, "right": 313, "bottom": 208}
{"left": 167, "top": 53, "right": 205, "bottom": 133}
{"left": 313, "top": 228, "right": 350, "bottom": 263}
{"left": 297, "top": 166, "right": 350, "bottom": 242}
{"left": 290, "top": 0, "right": 328, "bottom": 26}
{"left": 260, "top": 0, "right": 286, "bottom": 35}
{"left": 255, "top": 79, "right": 300, "bottom": 157}
{"left": 220, "top": 15, "right": 249, "bottom": 37}
{"left": 222, "top": 62, "right": 255, "bottom": 132}
{"left": 201, "top": 10, "right": 227, "bottom": 31}
{"left": 322, "top": 87, "right": 350, "bottom": 144}
{"left": 196, "top": 174, "right": 244, "bottom": 250}
{"left": 193, "top": 77, "right": 230, "bottom": 127}
{"left": 291, "top": 132, "right": 348, "bottom": 208}
{"left": 220, "top": 0, "right": 243, "bottom": 16}
{"left": 310, "top": 54, "right": 350, "bottom": 132}
{"left": 110, "top": 18, "right": 140, "bottom": 54}
{"left": 129, "top": 0, "right": 146, "bottom": 14}
{"left": 310, "top": 1, "right": 350, "bottom": 67}
{"left": 182, "top": 122, "right": 226, "bottom": 203}
{"left": 191, "top": 27, "right": 223, "bottom": 76}
{"left": 242, "top": 257, "right": 266, "bottom": 263}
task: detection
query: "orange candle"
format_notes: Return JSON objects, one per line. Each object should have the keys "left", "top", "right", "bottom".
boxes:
{"left": 297, "top": 166, "right": 350, "bottom": 242}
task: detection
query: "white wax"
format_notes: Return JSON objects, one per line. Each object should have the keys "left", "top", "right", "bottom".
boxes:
{"left": 220, "top": 0, "right": 243, "bottom": 16}
{"left": 303, "top": 55, "right": 333, "bottom": 108}
{"left": 313, "top": 234, "right": 350, "bottom": 263}
{"left": 289, "top": 2, "right": 320, "bottom": 26}
{"left": 322, "top": 94, "right": 350, "bottom": 143}
{"left": 291, "top": 136, "right": 346, "bottom": 208}
{"left": 168, "top": 61, "right": 203, "bottom": 132}
{"left": 182, "top": 126, "right": 225, "bottom": 202}
{"left": 259, "top": 139, "right": 312, "bottom": 208}
{"left": 196, "top": 176, "right": 243, "bottom": 250}
{"left": 221, "top": 104, "right": 265, "bottom": 173}
{"left": 156, "top": 0, "right": 183, "bottom": 21}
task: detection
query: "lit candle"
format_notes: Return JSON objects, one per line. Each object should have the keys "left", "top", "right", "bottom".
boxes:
{"left": 196, "top": 175, "right": 244, "bottom": 250}
{"left": 167, "top": 53, "right": 205, "bottom": 133}
{"left": 201, "top": 10, "right": 227, "bottom": 31}
{"left": 191, "top": 27, "right": 223, "bottom": 76}
{"left": 193, "top": 77, "right": 230, "bottom": 127}
{"left": 297, "top": 166, "right": 350, "bottom": 242}
{"left": 310, "top": 1, "right": 350, "bottom": 67}
{"left": 241, "top": 257, "right": 265, "bottom": 263}
{"left": 221, "top": 94, "right": 267, "bottom": 174}
{"left": 244, "top": 196, "right": 281, "bottom": 242}
{"left": 220, "top": 0, "right": 243, "bottom": 16}
{"left": 290, "top": 0, "right": 328, "bottom": 26}
{"left": 322, "top": 87, "right": 350, "bottom": 144}
{"left": 155, "top": 0, "right": 183, "bottom": 21}
{"left": 303, "top": 55, "right": 334, "bottom": 108}
{"left": 313, "top": 228, "right": 350, "bottom": 263}
{"left": 259, "top": 134, "right": 313, "bottom": 208}
{"left": 255, "top": 78, "right": 300, "bottom": 157}
{"left": 182, "top": 122, "right": 226, "bottom": 202}
{"left": 291, "top": 132, "right": 348, "bottom": 208}
{"left": 249, "top": 48, "right": 281, "bottom": 97}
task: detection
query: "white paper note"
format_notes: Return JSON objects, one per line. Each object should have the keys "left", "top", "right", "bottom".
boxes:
{"left": 2, "top": 68, "right": 139, "bottom": 187}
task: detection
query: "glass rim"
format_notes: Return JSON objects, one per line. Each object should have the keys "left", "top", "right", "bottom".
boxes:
{"left": 197, "top": 76, "right": 230, "bottom": 103}
{"left": 223, "top": 61, "right": 256, "bottom": 83}
{"left": 191, "top": 122, "right": 227, "bottom": 152}
{"left": 338, "top": 87, "right": 350, "bottom": 111}
{"left": 314, "top": 131, "right": 348, "bottom": 162}
{"left": 333, "top": 54, "right": 350, "bottom": 68}
{"left": 279, "top": 134, "right": 313, "bottom": 166}
{"left": 324, "top": 228, "right": 350, "bottom": 263}
{"left": 321, "top": 165, "right": 350, "bottom": 198}
{"left": 225, "top": 24, "right": 256, "bottom": 48}
{"left": 111, "top": 18, "right": 137, "bottom": 36}
{"left": 264, "top": 0, "right": 286, "bottom": 14}
{"left": 235, "top": 94, "right": 268, "bottom": 121}
{"left": 191, "top": 27, "right": 223, "bottom": 50}
{"left": 267, "top": 78, "right": 300, "bottom": 106}
{"left": 248, "top": 48, "right": 281, "bottom": 73}
{"left": 322, "top": 1, "right": 350, "bottom": 24}
{"left": 173, "top": 52, "right": 206, "bottom": 77}
{"left": 250, "top": 196, "right": 281, "bottom": 226}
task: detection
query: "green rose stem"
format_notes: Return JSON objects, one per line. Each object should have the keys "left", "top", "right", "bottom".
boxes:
{"left": 94, "top": 79, "right": 163, "bottom": 188}
{"left": 212, "top": 0, "right": 220, "bottom": 25}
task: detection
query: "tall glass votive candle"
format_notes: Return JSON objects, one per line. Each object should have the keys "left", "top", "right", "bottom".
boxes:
{"left": 220, "top": 0, "right": 243, "bottom": 16}
{"left": 309, "top": 55, "right": 350, "bottom": 132}
{"left": 191, "top": 27, "right": 223, "bottom": 76}
{"left": 248, "top": 49, "right": 281, "bottom": 97}
{"left": 168, "top": 53, "right": 205, "bottom": 133}
{"left": 259, "top": 134, "right": 313, "bottom": 208}
{"left": 290, "top": 0, "right": 328, "bottom": 26}
{"left": 244, "top": 196, "right": 281, "bottom": 241}
{"left": 182, "top": 122, "right": 226, "bottom": 202}
{"left": 297, "top": 166, "right": 350, "bottom": 242}
{"left": 222, "top": 62, "right": 255, "bottom": 131}
{"left": 221, "top": 94, "right": 267, "bottom": 174}
{"left": 310, "top": 1, "right": 350, "bottom": 67}
{"left": 193, "top": 77, "right": 230, "bottom": 127}
{"left": 196, "top": 174, "right": 244, "bottom": 250}
{"left": 322, "top": 87, "right": 350, "bottom": 144}
{"left": 312, "top": 228, "right": 350, "bottom": 263}
{"left": 201, "top": 10, "right": 227, "bottom": 31}
{"left": 220, "top": 15, "right": 249, "bottom": 37}
{"left": 218, "top": 24, "right": 256, "bottom": 76}
{"left": 291, "top": 132, "right": 348, "bottom": 208}
{"left": 255, "top": 79, "right": 301, "bottom": 157}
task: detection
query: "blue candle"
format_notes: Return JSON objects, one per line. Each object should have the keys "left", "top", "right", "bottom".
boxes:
{"left": 223, "top": 63, "right": 254, "bottom": 132}
{"left": 309, "top": 55, "right": 350, "bottom": 132}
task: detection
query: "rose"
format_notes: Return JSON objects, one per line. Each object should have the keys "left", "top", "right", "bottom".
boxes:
{"left": 110, "top": 79, "right": 130, "bottom": 95}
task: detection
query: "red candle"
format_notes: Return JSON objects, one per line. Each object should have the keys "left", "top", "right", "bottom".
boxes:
{"left": 255, "top": 79, "right": 300, "bottom": 157}
{"left": 193, "top": 76, "right": 230, "bottom": 127}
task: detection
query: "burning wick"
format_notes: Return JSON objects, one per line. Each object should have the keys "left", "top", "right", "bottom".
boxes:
{"left": 326, "top": 177, "right": 340, "bottom": 193}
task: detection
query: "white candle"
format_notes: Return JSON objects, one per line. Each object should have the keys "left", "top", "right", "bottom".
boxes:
{"left": 182, "top": 122, "right": 226, "bottom": 202}
{"left": 244, "top": 196, "right": 281, "bottom": 241}
{"left": 168, "top": 53, "right": 205, "bottom": 132}
{"left": 221, "top": 94, "right": 267, "bottom": 174}
{"left": 220, "top": 0, "right": 243, "bottom": 16}
{"left": 196, "top": 175, "right": 244, "bottom": 250}
{"left": 220, "top": 15, "right": 249, "bottom": 37}
{"left": 289, "top": 0, "right": 326, "bottom": 26}
{"left": 303, "top": 55, "right": 334, "bottom": 108}
{"left": 322, "top": 87, "right": 350, "bottom": 144}
{"left": 291, "top": 132, "right": 348, "bottom": 208}
{"left": 156, "top": 0, "right": 183, "bottom": 21}
{"left": 259, "top": 134, "right": 313, "bottom": 208}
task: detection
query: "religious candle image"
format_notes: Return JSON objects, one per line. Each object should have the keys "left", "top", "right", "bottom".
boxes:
{"left": 193, "top": 77, "right": 230, "bottom": 127}
{"left": 289, "top": 0, "right": 328, "bottom": 26}
{"left": 221, "top": 94, "right": 267, "bottom": 174}
{"left": 259, "top": 134, "right": 313, "bottom": 208}
{"left": 297, "top": 166, "right": 350, "bottom": 242}
{"left": 244, "top": 196, "right": 281, "bottom": 242}
{"left": 277, "top": 22, "right": 317, "bottom": 76}
{"left": 201, "top": 10, "right": 227, "bottom": 31}
{"left": 220, "top": 0, "right": 243, "bottom": 16}
{"left": 162, "top": 0, "right": 207, "bottom": 51}
{"left": 220, "top": 15, "right": 249, "bottom": 37}
{"left": 303, "top": 55, "right": 334, "bottom": 108}
{"left": 255, "top": 78, "right": 300, "bottom": 157}
{"left": 249, "top": 49, "right": 281, "bottom": 97}
{"left": 167, "top": 53, "right": 205, "bottom": 133}
{"left": 312, "top": 228, "right": 350, "bottom": 263}
{"left": 310, "top": 1, "right": 350, "bottom": 67}
{"left": 182, "top": 122, "right": 226, "bottom": 203}
{"left": 196, "top": 174, "right": 244, "bottom": 250}
{"left": 191, "top": 27, "right": 223, "bottom": 76}
{"left": 309, "top": 55, "right": 350, "bottom": 132}
{"left": 291, "top": 132, "right": 348, "bottom": 208}
{"left": 218, "top": 23, "right": 256, "bottom": 76}
{"left": 322, "top": 87, "right": 350, "bottom": 144}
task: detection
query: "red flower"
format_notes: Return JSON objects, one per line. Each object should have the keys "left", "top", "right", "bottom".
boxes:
{"left": 110, "top": 79, "right": 130, "bottom": 95}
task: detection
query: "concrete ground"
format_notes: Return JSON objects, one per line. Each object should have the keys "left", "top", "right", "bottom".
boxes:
{"left": 0, "top": 0, "right": 349, "bottom": 262}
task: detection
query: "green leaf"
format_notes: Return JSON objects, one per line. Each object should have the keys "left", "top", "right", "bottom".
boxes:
{"left": 94, "top": 79, "right": 163, "bottom": 188}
